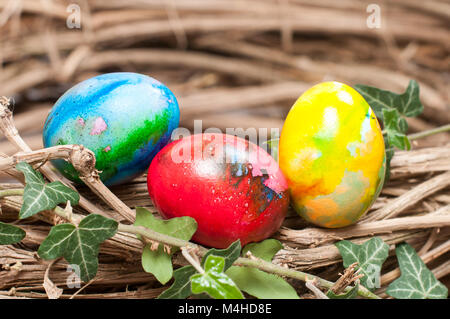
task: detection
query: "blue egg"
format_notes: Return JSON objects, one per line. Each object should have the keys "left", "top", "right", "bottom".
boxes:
{"left": 43, "top": 72, "right": 180, "bottom": 186}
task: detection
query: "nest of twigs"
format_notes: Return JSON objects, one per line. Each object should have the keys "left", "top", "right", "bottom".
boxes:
{"left": 0, "top": 0, "right": 449, "bottom": 299}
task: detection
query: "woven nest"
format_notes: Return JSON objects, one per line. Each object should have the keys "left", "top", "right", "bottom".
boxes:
{"left": 0, "top": 0, "right": 449, "bottom": 299}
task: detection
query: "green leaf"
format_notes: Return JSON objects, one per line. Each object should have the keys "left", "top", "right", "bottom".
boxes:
{"left": 226, "top": 239, "right": 298, "bottom": 299}
{"left": 326, "top": 281, "right": 360, "bottom": 299}
{"left": 191, "top": 255, "right": 244, "bottom": 299}
{"left": 201, "top": 239, "right": 241, "bottom": 271}
{"left": 134, "top": 207, "right": 197, "bottom": 246}
{"left": 226, "top": 266, "right": 299, "bottom": 299}
{"left": 157, "top": 265, "right": 197, "bottom": 299}
{"left": 355, "top": 81, "right": 423, "bottom": 180}
{"left": 242, "top": 239, "right": 283, "bottom": 261}
{"left": 134, "top": 207, "right": 197, "bottom": 284}
{"left": 38, "top": 223, "right": 76, "bottom": 259}
{"left": 383, "top": 109, "right": 411, "bottom": 150}
{"left": 384, "top": 135, "right": 395, "bottom": 180}
{"left": 157, "top": 240, "right": 241, "bottom": 299}
{"left": 142, "top": 245, "right": 173, "bottom": 284}
{"left": 16, "top": 162, "right": 80, "bottom": 219}
{"left": 355, "top": 80, "right": 423, "bottom": 152}
{"left": 396, "top": 80, "right": 424, "bottom": 117}
{"left": 354, "top": 80, "right": 423, "bottom": 121}
{"left": 0, "top": 222, "right": 26, "bottom": 245}
{"left": 386, "top": 243, "right": 448, "bottom": 299}
{"left": 38, "top": 214, "right": 118, "bottom": 282}
{"left": 335, "top": 237, "right": 389, "bottom": 291}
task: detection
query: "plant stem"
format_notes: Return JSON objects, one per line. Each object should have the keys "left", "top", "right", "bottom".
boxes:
{"left": 117, "top": 222, "right": 205, "bottom": 253}
{"left": 116, "top": 217, "right": 380, "bottom": 298}
{"left": 234, "top": 256, "right": 380, "bottom": 299}
{"left": 181, "top": 247, "right": 205, "bottom": 274}
{"left": 305, "top": 280, "right": 329, "bottom": 299}
{"left": 0, "top": 188, "right": 25, "bottom": 197}
{"left": 408, "top": 124, "right": 450, "bottom": 140}
{"left": 1, "top": 189, "right": 380, "bottom": 299}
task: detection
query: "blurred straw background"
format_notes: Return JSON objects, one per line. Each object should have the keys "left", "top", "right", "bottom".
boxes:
{"left": 0, "top": 0, "right": 449, "bottom": 299}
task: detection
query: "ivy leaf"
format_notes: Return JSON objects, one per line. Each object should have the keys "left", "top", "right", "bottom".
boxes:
{"left": 393, "top": 80, "right": 423, "bottom": 117}
{"left": 38, "top": 224, "right": 76, "bottom": 259}
{"left": 354, "top": 80, "right": 423, "bottom": 121}
{"left": 191, "top": 255, "right": 244, "bottom": 299}
{"left": 38, "top": 214, "right": 118, "bottom": 282}
{"left": 141, "top": 245, "right": 173, "bottom": 285}
{"left": 335, "top": 237, "right": 389, "bottom": 291}
{"left": 383, "top": 109, "right": 411, "bottom": 150}
{"left": 226, "top": 239, "right": 299, "bottom": 299}
{"left": 134, "top": 207, "right": 197, "bottom": 248}
{"left": 157, "top": 266, "right": 197, "bottom": 299}
{"left": 0, "top": 222, "right": 26, "bottom": 245}
{"left": 16, "top": 162, "right": 80, "bottom": 219}
{"left": 384, "top": 135, "right": 395, "bottom": 180}
{"left": 201, "top": 239, "right": 241, "bottom": 271}
{"left": 386, "top": 243, "right": 448, "bottom": 299}
{"left": 134, "top": 207, "right": 197, "bottom": 284}
{"left": 355, "top": 81, "right": 423, "bottom": 180}
{"left": 226, "top": 267, "right": 299, "bottom": 299}
{"left": 326, "top": 281, "right": 360, "bottom": 299}
{"left": 355, "top": 80, "right": 423, "bottom": 151}
{"left": 157, "top": 240, "right": 241, "bottom": 299}
{"left": 242, "top": 239, "right": 283, "bottom": 261}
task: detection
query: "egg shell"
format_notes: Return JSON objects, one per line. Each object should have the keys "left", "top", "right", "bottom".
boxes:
{"left": 279, "top": 81, "right": 385, "bottom": 228}
{"left": 147, "top": 133, "right": 289, "bottom": 248}
{"left": 43, "top": 72, "right": 180, "bottom": 186}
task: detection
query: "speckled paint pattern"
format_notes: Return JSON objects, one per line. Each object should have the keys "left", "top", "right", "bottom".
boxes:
{"left": 147, "top": 133, "right": 289, "bottom": 248}
{"left": 279, "top": 81, "right": 385, "bottom": 228}
{"left": 43, "top": 72, "right": 180, "bottom": 186}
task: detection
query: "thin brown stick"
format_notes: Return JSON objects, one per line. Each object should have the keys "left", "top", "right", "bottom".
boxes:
{"left": 363, "top": 171, "right": 450, "bottom": 222}
{"left": 277, "top": 205, "right": 450, "bottom": 247}
{"left": 0, "top": 99, "right": 134, "bottom": 222}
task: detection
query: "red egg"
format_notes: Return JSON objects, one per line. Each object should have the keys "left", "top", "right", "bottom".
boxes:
{"left": 147, "top": 133, "right": 289, "bottom": 248}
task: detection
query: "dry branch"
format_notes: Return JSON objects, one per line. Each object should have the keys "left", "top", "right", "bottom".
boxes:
{"left": 277, "top": 205, "right": 450, "bottom": 248}
{"left": 0, "top": 0, "right": 449, "bottom": 298}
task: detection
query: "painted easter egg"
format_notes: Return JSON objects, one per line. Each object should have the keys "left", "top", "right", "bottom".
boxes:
{"left": 43, "top": 72, "right": 180, "bottom": 186}
{"left": 147, "top": 133, "right": 289, "bottom": 248}
{"left": 279, "top": 81, "right": 385, "bottom": 228}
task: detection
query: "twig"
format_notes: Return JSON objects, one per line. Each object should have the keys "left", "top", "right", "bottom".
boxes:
{"left": 363, "top": 172, "right": 450, "bottom": 222}
{"left": 418, "top": 228, "right": 440, "bottom": 255}
{"left": 0, "top": 98, "right": 105, "bottom": 217}
{"left": 51, "top": 203, "right": 378, "bottom": 299}
{"left": 181, "top": 247, "right": 205, "bottom": 274}
{"left": 305, "top": 279, "right": 329, "bottom": 299}
{"left": 0, "top": 100, "right": 134, "bottom": 222}
{"left": 330, "top": 262, "right": 363, "bottom": 295}
{"left": 278, "top": 205, "right": 450, "bottom": 247}
{"left": 69, "top": 278, "right": 97, "bottom": 299}
{"left": 0, "top": 189, "right": 24, "bottom": 197}
{"left": 43, "top": 258, "right": 63, "bottom": 299}
{"left": 408, "top": 124, "right": 450, "bottom": 140}
{"left": 235, "top": 257, "right": 379, "bottom": 299}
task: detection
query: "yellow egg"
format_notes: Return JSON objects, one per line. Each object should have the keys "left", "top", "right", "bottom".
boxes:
{"left": 279, "top": 81, "right": 386, "bottom": 228}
